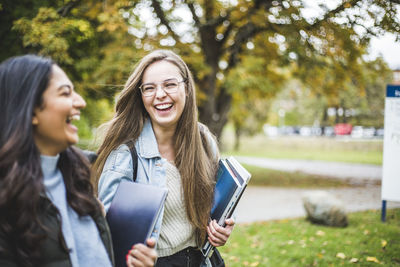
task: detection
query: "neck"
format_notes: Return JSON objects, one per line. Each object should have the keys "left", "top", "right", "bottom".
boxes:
{"left": 152, "top": 124, "right": 175, "bottom": 162}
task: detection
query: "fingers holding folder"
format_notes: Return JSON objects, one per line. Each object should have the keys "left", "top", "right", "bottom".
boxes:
{"left": 126, "top": 238, "right": 158, "bottom": 267}
{"left": 207, "top": 218, "right": 235, "bottom": 247}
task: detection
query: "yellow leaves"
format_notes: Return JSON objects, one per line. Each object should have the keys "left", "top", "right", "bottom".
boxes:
{"left": 336, "top": 252, "right": 346, "bottom": 259}
{"left": 366, "top": 256, "right": 380, "bottom": 263}
{"left": 316, "top": 230, "right": 325, "bottom": 236}
{"left": 381, "top": 240, "right": 387, "bottom": 249}
{"left": 343, "top": 2, "right": 352, "bottom": 8}
{"left": 349, "top": 258, "right": 358, "bottom": 263}
{"left": 228, "top": 255, "right": 239, "bottom": 262}
{"left": 12, "top": 7, "right": 94, "bottom": 64}
{"left": 250, "top": 262, "right": 259, "bottom": 266}
{"left": 363, "top": 229, "right": 370, "bottom": 235}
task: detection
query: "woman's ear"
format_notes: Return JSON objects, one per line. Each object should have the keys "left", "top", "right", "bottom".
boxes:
{"left": 32, "top": 112, "right": 39, "bottom": 125}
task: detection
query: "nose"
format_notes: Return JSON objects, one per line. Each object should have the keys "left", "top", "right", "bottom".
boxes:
{"left": 155, "top": 84, "right": 167, "bottom": 98}
{"left": 73, "top": 92, "right": 86, "bottom": 109}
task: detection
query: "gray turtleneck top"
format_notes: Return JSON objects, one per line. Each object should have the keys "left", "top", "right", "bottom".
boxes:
{"left": 40, "top": 154, "right": 112, "bottom": 267}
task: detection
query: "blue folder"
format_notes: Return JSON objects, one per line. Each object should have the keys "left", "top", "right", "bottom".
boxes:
{"left": 106, "top": 180, "right": 168, "bottom": 267}
{"left": 202, "top": 157, "right": 251, "bottom": 257}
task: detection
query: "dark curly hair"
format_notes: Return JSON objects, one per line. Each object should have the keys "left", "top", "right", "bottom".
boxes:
{"left": 0, "top": 55, "right": 101, "bottom": 266}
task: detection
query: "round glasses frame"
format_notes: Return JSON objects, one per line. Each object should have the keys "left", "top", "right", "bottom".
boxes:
{"left": 139, "top": 78, "right": 186, "bottom": 97}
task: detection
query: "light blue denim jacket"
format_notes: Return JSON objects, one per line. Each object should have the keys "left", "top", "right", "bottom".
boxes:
{"left": 98, "top": 119, "right": 219, "bottom": 243}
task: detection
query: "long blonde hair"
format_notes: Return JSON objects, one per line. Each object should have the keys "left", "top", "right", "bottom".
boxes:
{"left": 92, "top": 49, "right": 218, "bottom": 245}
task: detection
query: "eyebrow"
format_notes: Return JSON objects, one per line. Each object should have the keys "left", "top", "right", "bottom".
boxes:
{"left": 141, "top": 78, "right": 178, "bottom": 85}
{"left": 57, "top": 84, "right": 73, "bottom": 92}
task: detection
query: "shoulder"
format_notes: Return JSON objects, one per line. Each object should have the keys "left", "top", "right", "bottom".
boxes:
{"left": 102, "top": 144, "right": 133, "bottom": 173}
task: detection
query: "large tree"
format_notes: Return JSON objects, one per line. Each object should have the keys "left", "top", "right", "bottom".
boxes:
{"left": 2, "top": 0, "right": 399, "bottom": 139}
{"left": 122, "top": 0, "right": 400, "bottom": 137}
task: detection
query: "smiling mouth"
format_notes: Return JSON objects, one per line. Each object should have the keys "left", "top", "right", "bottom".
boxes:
{"left": 66, "top": 114, "right": 80, "bottom": 124}
{"left": 155, "top": 103, "right": 173, "bottom": 111}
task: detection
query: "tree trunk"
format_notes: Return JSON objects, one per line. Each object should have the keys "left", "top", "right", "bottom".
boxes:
{"left": 234, "top": 123, "right": 241, "bottom": 151}
{"left": 197, "top": 24, "right": 232, "bottom": 139}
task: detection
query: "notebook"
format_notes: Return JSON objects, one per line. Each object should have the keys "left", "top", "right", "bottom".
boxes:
{"left": 106, "top": 180, "right": 168, "bottom": 267}
{"left": 202, "top": 156, "right": 251, "bottom": 257}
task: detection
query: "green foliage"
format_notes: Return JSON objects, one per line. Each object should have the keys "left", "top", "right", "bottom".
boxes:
{"left": 219, "top": 209, "right": 400, "bottom": 266}
{"left": 13, "top": 7, "right": 94, "bottom": 64}
{"left": 1, "top": 0, "right": 399, "bottom": 136}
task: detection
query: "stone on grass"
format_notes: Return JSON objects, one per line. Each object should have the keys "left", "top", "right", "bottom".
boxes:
{"left": 302, "top": 190, "right": 348, "bottom": 227}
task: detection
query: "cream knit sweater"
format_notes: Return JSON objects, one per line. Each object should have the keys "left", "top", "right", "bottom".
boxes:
{"left": 156, "top": 161, "right": 197, "bottom": 257}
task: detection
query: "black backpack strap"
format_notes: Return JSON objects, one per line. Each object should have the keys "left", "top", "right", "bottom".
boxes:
{"left": 126, "top": 140, "right": 138, "bottom": 182}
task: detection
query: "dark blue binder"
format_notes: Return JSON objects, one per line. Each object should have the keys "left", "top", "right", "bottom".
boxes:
{"left": 106, "top": 180, "right": 168, "bottom": 267}
{"left": 202, "top": 157, "right": 251, "bottom": 257}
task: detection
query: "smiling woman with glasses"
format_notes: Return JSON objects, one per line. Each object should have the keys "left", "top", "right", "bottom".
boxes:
{"left": 93, "top": 49, "right": 235, "bottom": 267}
{"left": 140, "top": 78, "right": 186, "bottom": 97}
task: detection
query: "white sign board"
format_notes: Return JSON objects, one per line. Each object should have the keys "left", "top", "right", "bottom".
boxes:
{"left": 382, "top": 85, "right": 400, "bottom": 202}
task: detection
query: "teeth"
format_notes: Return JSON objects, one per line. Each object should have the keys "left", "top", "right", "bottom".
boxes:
{"left": 67, "top": 115, "right": 80, "bottom": 123}
{"left": 156, "top": 104, "right": 173, "bottom": 110}
{"left": 71, "top": 115, "right": 80, "bottom": 121}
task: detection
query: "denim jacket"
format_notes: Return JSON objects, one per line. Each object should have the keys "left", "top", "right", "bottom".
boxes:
{"left": 98, "top": 119, "right": 218, "bottom": 242}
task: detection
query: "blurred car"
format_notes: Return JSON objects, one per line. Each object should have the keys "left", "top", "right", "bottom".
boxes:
{"left": 311, "top": 126, "right": 322, "bottom": 136}
{"left": 263, "top": 125, "right": 279, "bottom": 137}
{"left": 323, "top": 126, "right": 335, "bottom": 137}
{"left": 363, "top": 127, "right": 376, "bottom": 138}
{"left": 299, "top": 126, "right": 312, "bottom": 136}
{"left": 334, "top": 123, "right": 352, "bottom": 135}
{"left": 375, "top": 128, "right": 384, "bottom": 138}
{"left": 351, "top": 126, "right": 363, "bottom": 138}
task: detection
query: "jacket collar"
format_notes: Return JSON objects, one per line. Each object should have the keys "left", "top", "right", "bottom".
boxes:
{"left": 137, "top": 119, "right": 161, "bottom": 159}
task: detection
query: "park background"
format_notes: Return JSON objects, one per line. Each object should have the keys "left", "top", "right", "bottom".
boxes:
{"left": 1, "top": 0, "right": 400, "bottom": 266}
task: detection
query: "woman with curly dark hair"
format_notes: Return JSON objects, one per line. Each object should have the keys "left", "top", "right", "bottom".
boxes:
{"left": 0, "top": 54, "right": 156, "bottom": 267}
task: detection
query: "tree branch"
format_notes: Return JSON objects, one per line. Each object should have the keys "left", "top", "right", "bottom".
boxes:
{"left": 226, "top": 23, "right": 267, "bottom": 70}
{"left": 57, "top": 0, "right": 82, "bottom": 17}
{"left": 307, "top": 0, "right": 361, "bottom": 29}
{"left": 151, "top": 0, "right": 180, "bottom": 42}
{"left": 187, "top": 2, "right": 201, "bottom": 28}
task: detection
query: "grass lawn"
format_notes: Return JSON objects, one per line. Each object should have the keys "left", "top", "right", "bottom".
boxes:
{"left": 220, "top": 132, "right": 383, "bottom": 165}
{"left": 243, "top": 164, "right": 380, "bottom": 188}
{"left": 219, "top": 209, "right": 400, "bottom": 266}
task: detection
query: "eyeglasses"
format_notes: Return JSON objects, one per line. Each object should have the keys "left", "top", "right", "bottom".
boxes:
{"left": 139, "top": 78, "right": 186, "bottom": 97}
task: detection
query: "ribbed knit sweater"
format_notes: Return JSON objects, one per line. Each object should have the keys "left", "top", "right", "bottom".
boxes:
{"left": 156, "top": 161, "right": 197, "bottom": 257}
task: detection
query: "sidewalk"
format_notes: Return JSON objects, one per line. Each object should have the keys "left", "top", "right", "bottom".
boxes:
{"left": 235, "top": 185, "right": 400, "bottom": 223}
{"left": 233, "top": 157, "right": 400, "bottom": 223}
{"left": 235, "top": 156, "right": 382, "bottom": 180}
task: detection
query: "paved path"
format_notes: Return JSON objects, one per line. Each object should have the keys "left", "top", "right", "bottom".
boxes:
{"left": 235, "top": 186, "right": 400, "bottom": 223}
{"left": 232, "top": 157, "right": 400, "bottom": 223}
{"left": 235, "top": 156, "right": 382, "bottom": 180}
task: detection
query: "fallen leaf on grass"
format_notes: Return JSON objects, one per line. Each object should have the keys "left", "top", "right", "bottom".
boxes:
{"left": 250, "top": 262, "right": 259, "bottom": 266}
{"left": 316, "top": 230, "right": 325, "bottom": 236}
{"left": 229, "top": 256, "right": 239, "bottom": 262}
{"left": 336, "top": 252, "right": 346, "bottom": 259}
{"left": 363, "top": 230, "right": 370, "bottom": 235}
{"left": 381, "top": 240, "right": 387, "bottom": 248}
{"left": 349, "top": 258, "right": 358, "bottom": 263}
{"left": 366, "top": 256, "right": 380, "bottom": 263}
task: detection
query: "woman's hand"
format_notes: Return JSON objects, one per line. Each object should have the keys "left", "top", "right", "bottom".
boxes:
{"left": 207, "top": 218, "right": 235, "bottom": 247}
{"left": 126, "top": 238, "right": 158, "bottom": 267}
